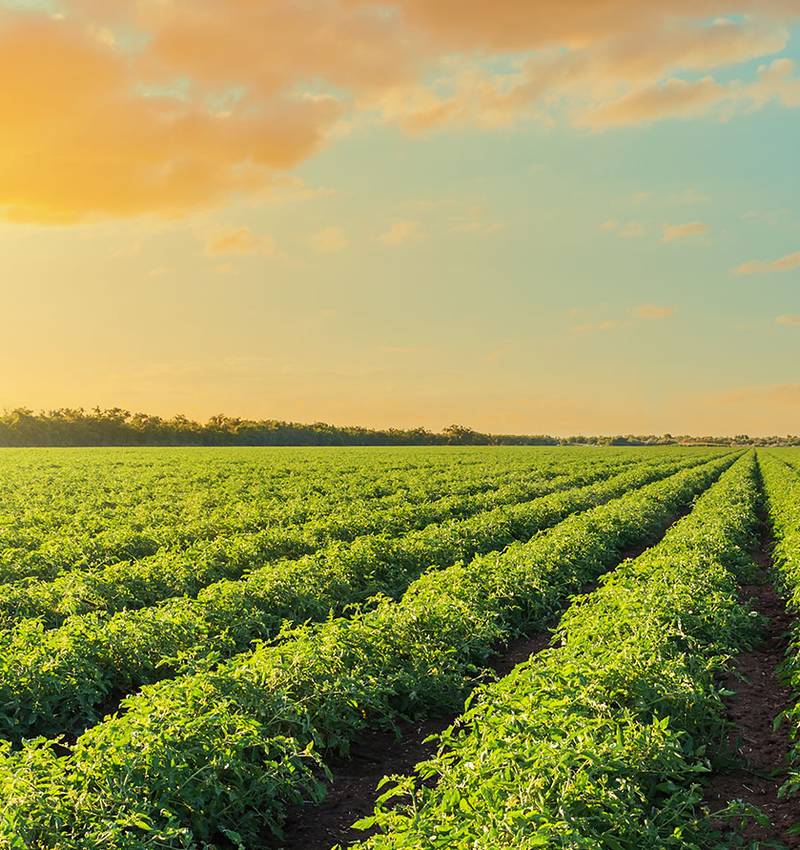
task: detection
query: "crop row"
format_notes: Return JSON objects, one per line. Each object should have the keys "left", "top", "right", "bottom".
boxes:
{"left": 758, "top": 451, "right": 800, "bottom": 809}
{"left": 0, "top": 451, "right": 599, "bottom": 583}
{"left": 350, "top": 452, "right": 761, "bottom": 849}
{"left": 2, "top": 445, "right": 567, "bottom": 573}
{"left": 0, "top": 452, "right": 644, "bottom": 625}
{"left": 0, "top": 452, "right": 723, "bottom": 741}
{"left": 0, "top": 452, "right": 736, "bottom": 847}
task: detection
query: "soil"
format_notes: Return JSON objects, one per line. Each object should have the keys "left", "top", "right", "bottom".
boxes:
{"left": 272, "top": 525, "right": 683, "bottom": 850}
{"left": 704, "top": 537, "right": 800, "bottom": 847}
{"left": 273, "top": 612, "right": 572, "bottom": 850}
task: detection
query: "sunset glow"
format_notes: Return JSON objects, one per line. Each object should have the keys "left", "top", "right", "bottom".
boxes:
{"left": 1, "top": 1, "right": 799, "bottom": 434}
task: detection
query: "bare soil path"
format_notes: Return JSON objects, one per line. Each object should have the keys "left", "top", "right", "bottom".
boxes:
{"left": 704, "top": 534, "right": 800, "bottom": 847}
{"left": 272, "top": 526, "right": 687, "bottom": 850}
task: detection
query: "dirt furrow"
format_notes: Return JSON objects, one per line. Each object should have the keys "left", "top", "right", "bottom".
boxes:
{"left": 704, "top": 537, "right": 800, "bottom": 846}
{"left": 273, "top": 524, "right": 690, "bottom": 849}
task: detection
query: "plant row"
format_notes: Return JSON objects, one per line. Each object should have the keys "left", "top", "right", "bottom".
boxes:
{"left": 0, "top": 453, "right": 723, "bottom": 741}
{"left": 0, "top": 450, "right": 593, "bottom": 584}
{"left": 0, "top": 452, "right": 736, "bottom": 847}
{"left": 0, "top": 453, "right": 642, "bottom": 626}
{"left": 349, "top": 452, "right": 761, "bottom": 849}
{"left": 757, "top": 450, "right": 800, "bottom": 809}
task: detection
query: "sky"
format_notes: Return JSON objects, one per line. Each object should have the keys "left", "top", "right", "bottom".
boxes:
{"left": 1, "top": 1, "right": 799, "bottom": 436}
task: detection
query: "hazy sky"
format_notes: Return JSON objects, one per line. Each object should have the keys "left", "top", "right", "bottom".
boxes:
{"left": 1, "top": 1, "right": 799, "bottom": 435}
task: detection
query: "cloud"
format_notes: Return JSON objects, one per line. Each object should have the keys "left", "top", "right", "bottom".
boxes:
{"left": 602, "top": 219, "right": 646, "bottom": 238}
{"left": 0, "top": 12, "right": 342, "bottom": 223}
{"left": 672, "top": 187, "right": 710, "bottom": 205}
{"left": 581, "top": 76, "right": 728, "bottom": 128}
{"left": 741, "top": 208, "right": 792, "bottom": 224}
{"left": 748, "top": 56, "right": 800, "bottom": 109}
{"left": 712, "top": 383, "right": 800, "bottom": 407}
{"left": 437, "top": 21, "right": 797, "bottom": 132}
{"left": 448, "top": 206, "right": 504, "bottom": 235}
{"left": 662, "top": 221, "right": 710, "bottom": 242}
{"left": 572, "top": 303, "right": 674, "bottom": 333}
{"left": 252, "top": 176, "right": 337, "bottom": 206}
{"left": 205, "top": 227, "right": 275, "bottom": 256}
{"left": 632, "top": 304, "right": 674, "bottom": 319}
{"left": 371, "top": 1, "right": 795, "bottom": 60}
{"left": 572, "top": 319, "right": 620, "bottom": 335}
{"left": 776, "top": 314, "right": 800, "bottom": 326}
{"left": 309, "top": 226, "right": 349, "bottom": 253}
{"left": 733, "top": 250, "right": 800, "bottom": 275}
{"left": 379, "top": 220, "right": 426, "bottom": 245}
{"left": 578, "top": 57, "right": 800, "bottom": 129}
{"left": 110, "top": 242, "right": 142, "bottom": 259}
{"left": 3, "top": 3, "right": 800, "bottom": 221}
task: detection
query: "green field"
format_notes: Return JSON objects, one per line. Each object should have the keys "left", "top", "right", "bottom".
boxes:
{"left": 1, "top": 446, "right": 800, "bottom": 848}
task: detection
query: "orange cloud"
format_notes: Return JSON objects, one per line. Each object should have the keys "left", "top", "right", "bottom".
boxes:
{"left": 583, "top": 77, "right": 727, "bottom": 127}
{"left": 572, "top": 303, "right": 674, "bottom": 333}
{"left": 205, "top": 228, "right": 275, "bottom": 256}
{"left": 371, "top": 0, "right": 795, "bottom": 52}
{"left": 379, "top": 220, "right": 426, "bottom": 245}
{"left": 572, "top": 319, "right": 620, "bottom": 334}
{"left": 2, "top": 2, "right": 799, "bottom": 221}
{"left": 603, "top": 220, "right": 647, "bottom": 238}
{"left": 748, "top": 57, "right": 800, "bottom": 109}
{"left": 578, "top": 57, "right": 800, "bottom": 129}
{"left": 309, "top": 227, "right": 349, "bottom": 254}
{"left": 632, "top": 304, "right": 674, "bottom": 319}
{"left": 448, "top": 206, "right": 504, "bottom": 235}
{"left": 662, "top": 221, "right": 710, "bottom": 242}
{"left": 381, "top": 15, "right": 796, "bottom": 131}
{"left": 0, "top": 12, "right": 341, "bottom": 222}
{"left": 733, "top": 250, "right": 800, "bottom": 275}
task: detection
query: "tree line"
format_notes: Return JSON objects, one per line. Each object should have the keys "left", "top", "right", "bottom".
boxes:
{"left": 0, "top": 408, "right": 797, "bottom": 447}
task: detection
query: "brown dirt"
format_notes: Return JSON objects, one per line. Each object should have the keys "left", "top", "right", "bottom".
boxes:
{"left": 272, "top": 533, "right": 676, "bottom": 850}
{"left": 704, "top": 540, "right": 800, "bottom": 847}
{"left": 274, "top": 716, "right": 449, "bottom": 850}
{"left": 273, "top": 617, "right": 565, "bottom": 850}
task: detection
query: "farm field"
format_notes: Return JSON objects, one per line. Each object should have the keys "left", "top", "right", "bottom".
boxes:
{"left": 1, "top": 446, "right": 800, "bottom": 849}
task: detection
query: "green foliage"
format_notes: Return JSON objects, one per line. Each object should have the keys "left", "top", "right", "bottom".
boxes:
{"left": 2, "top": 407, "right": 798, "bottom": 447}
{"left": 0, "top": 450, "right": 737, "bottom": 847}
{"left": 348, "top": 453, "right": 761, "bottom": 849}
{"left": 758, "top": 451, "right": 800, "bottom": 810}
{"left": 0, "top": 453, "right": 633, "bottom": 623}
{"left": 0, "top": 451, "right": 720, "bottom": 741}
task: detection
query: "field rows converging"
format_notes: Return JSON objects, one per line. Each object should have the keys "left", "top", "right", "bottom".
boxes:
{"left": 0, "top": 449, "right": 619, "bottom": 585}
{"left": 0, "top": 451, "right": 726, "bottom": 741}
{"left": 5, "top": 446, "right": 800, "bottom": 850}
{"left": 0, "top": 449, "right": 735, "bottom": 846}
{"left": 344, "top": 451, "right": 764, "bottom": 849}
{"left": 756, "top": 451, "right": 800, "bottom": 846}
{"left": 7, "top": 2, "right": 799, "bottom": 847}
{"left": 0, "top": 451, "right": 651, "bottom": 626}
